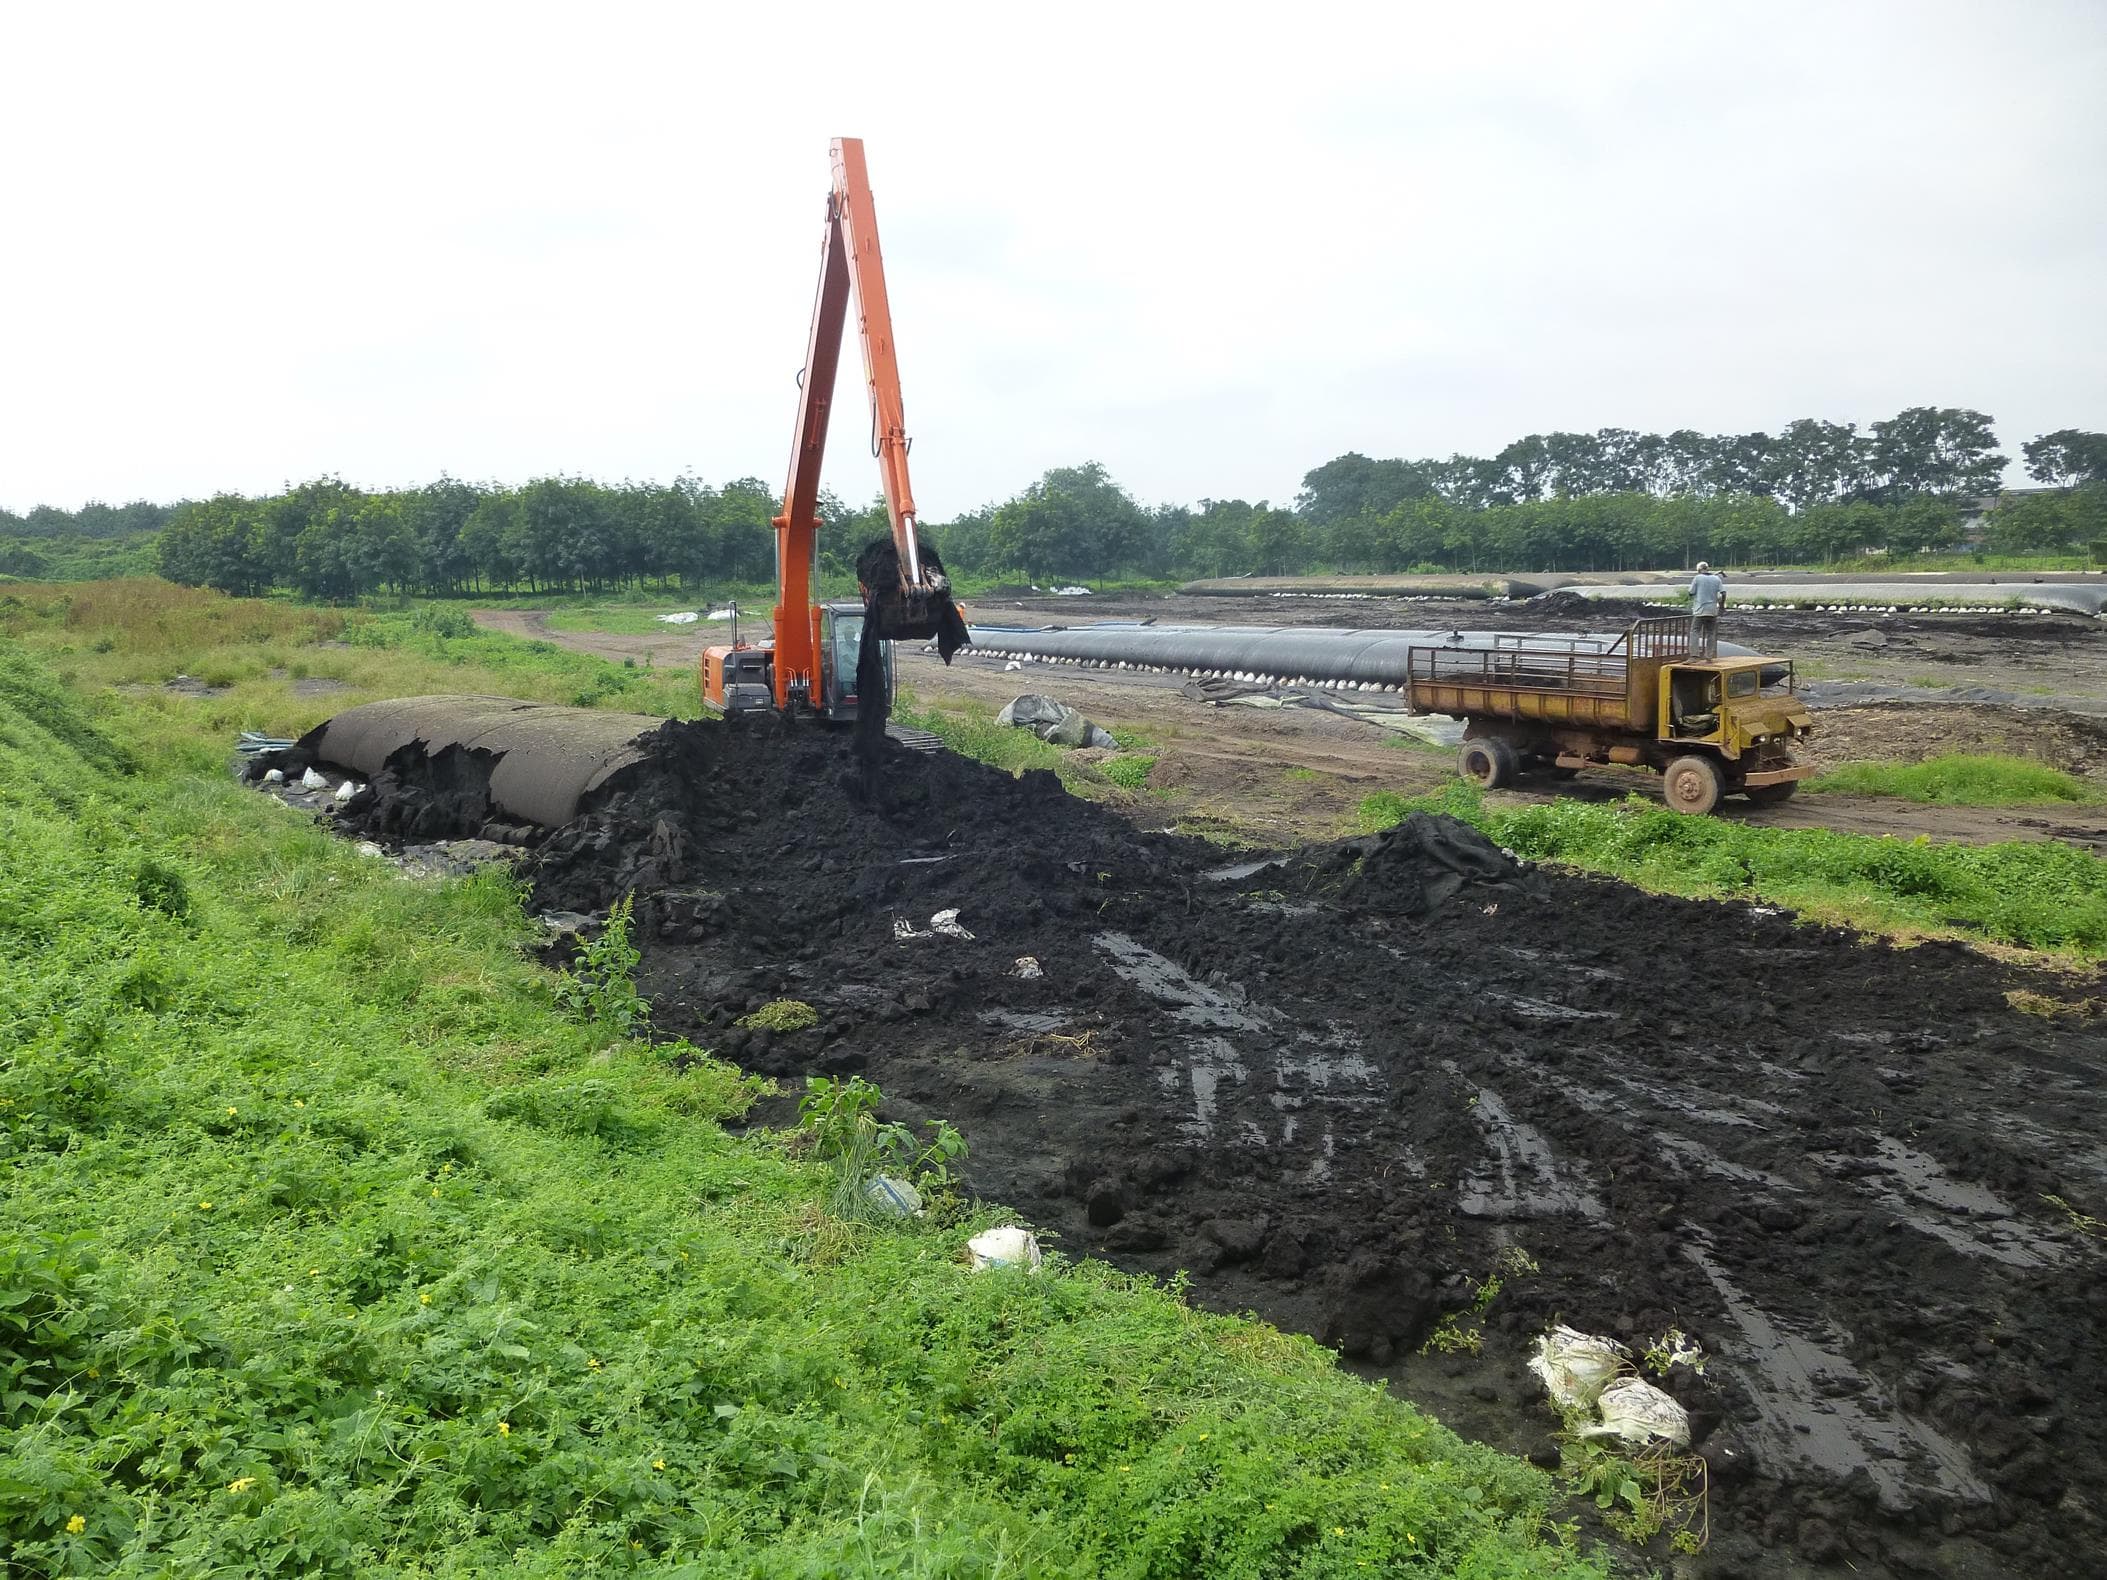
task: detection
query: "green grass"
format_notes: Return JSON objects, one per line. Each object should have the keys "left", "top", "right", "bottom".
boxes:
{"left": 894, "top": 694, "right": 1075, "bottom": 778}
{"left": 1361, "top": 782, "right": 2107, "bottom": 958}
{"left": 1810, "top": 753, "right": 2098, "bottom": 808}
{"left": 1102, "top": 754, "right": 1158, "bottom": 791}
{"left": 1, "top": 612, "right": 1603, "bottom": 1577}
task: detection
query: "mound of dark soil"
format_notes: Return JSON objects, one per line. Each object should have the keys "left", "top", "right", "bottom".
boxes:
{"left": 321, "top": 715, "right": 2107, "bottom": 1580}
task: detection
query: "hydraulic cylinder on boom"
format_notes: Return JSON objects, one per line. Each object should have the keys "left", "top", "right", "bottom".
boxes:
{"left": 702, "top": 137, "right": 968, "bottom": 729}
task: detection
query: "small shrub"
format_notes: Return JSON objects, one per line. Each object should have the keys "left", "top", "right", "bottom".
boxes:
{"left": 133, "top": 856, "right": 191, "bottom": 919}
{"left": 552, "top": 895, "right": 647, "bottom": 1040}
{"left": 797, "top": 1074, "right": 968, "bottom": 1220}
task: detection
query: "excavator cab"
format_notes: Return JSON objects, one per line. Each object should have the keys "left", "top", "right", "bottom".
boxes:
{"left": 818, "top": 601, "right": 893, "bottom": 721}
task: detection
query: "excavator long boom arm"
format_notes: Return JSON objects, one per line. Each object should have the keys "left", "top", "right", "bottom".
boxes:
{"left": 770, "top": 136, "right": 957, "bottom": 711}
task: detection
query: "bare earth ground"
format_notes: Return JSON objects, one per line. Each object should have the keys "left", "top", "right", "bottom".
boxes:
{"left": 472, "top": 598, "right": 2107, "bottom": 851}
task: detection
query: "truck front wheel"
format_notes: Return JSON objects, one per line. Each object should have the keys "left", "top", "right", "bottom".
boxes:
{"left": 1662, "top": 755, "right": 1726, "bottom": 815}
{"left": 1459, "top": 737, "right": 1520, "bottom": 789}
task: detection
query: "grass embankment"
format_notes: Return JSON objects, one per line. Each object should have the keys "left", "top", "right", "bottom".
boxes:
{"left": 0, "top": 580, "right": 698, "bottom": 777}
{"left": 1, "top": 588, "right": 1601, "bottom": 1577}
{"left": 1362, "top": 783, "right": 2107, "bottom": 958}
{"left": 1808, "top": 753, "right": 2097, "bottom": 807}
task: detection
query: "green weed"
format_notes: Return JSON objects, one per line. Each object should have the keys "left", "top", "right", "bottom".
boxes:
{"left": 1360, "top": 781, "right": 2107, "bottom": 957}
{"left": 1102, "top": 754, "right": 1157, "bottom": 790}
{"left": 740, "top": 998, "right": 819, "bottom": 1032}
{"left": 551, "top": 894, "right": 648, "bottom": 1042}
{"left": 1809, "top": 753, "right": 2096, "bottom": 807}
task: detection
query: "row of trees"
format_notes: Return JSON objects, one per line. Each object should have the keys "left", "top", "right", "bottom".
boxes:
{"left": 944, "top": 468, "right": 2107, "bottom": 579}
{"left": 152, "top": 476, "right": 897, "bottom": 601}
{"left": 143, "top": 460, "right": 2106, "bottom": 599}
{"left": 13, "top": 411, "right": 2101, "bottom": 599}
{"left": 1292, "top": 413, "right": 2105, "bottom": 523}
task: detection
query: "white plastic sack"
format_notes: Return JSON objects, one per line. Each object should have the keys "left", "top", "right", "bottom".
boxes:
{"left": 931, "top": 909, "right": 974, "bottom": 940}
{"left": 1583, "top": 1377, "right": 1691, "bottom": 1446}
{"left": 299, "top": 767, "right": 329, "bottom": 791}
{"left": 1013, "top": 956, "right": 1044, "bottom": 979}
{"left": 655, "top": 611, "right": 701, "bottom": 625}
{"left": 333, "top": 779, "right": 361, "bottom": 803}
{"left": 968, "top": 1226, "right": 1043, "bottom": 1273}
{"left": 263, "top": 768, "right": 285, "bottom": 784}
{"left": 892, "top": 918, "right": 928, "bottom": 940}
{"left": 862, "top": 1175, "right": 924, "bottom": 1218}
{"left": 1527, "top": 1325, "right": 1629, "bottom": 1409}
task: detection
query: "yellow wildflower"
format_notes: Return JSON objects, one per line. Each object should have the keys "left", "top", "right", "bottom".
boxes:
{"left": 66, "top": 1514, "right": 85, "bottom": 1535}
{"left": 1333, "top": 1526, "right": 1346, "bottom": 1536}
{"left": 197, "top": 1201, "right": 212, "bottom": 1211}
{"left": 430, "top": 1187, "right": 439, "bottom": 1198}
{"left": 228, "top": 1477, "right": 257, "bottom": 1493}
{"left": 293, "top": 1099, "right": 305, "bottom": 1109}
{"left": 587, "top": 1357, "right": 602, "bottom": 1371}
{"left": 1197, "top": 1432, "right": 1209, "bottom": 1441}
{"left": 653, "top": 1458, "right": 666, "bottom": 1471}
{"left": 419, "top": 1293, "right": 431, "bottom": 1305}
{"left": 226, "top": 1107, "right": 237, "bottom": 1117}
{"left": 498, "top": 1421, "right": 511, "bottom": 1436}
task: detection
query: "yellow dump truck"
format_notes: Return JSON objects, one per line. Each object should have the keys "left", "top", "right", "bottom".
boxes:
{"left": 1405, "top": 617, "right": 1814, "bottom": 814}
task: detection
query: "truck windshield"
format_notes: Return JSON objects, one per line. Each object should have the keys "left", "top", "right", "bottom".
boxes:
{"left": 1727, "top": 671, "right": 1758, "bottom": 698}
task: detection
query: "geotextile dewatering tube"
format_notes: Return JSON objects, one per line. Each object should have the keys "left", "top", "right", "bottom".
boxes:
{"left": 962, "top": 623, "right": 1769, "bottom": 693}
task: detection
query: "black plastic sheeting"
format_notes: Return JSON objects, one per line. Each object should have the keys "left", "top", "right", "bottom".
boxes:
{"left": 301, "top": 695, "right": 661, "bottom": 828}
{"left": 962, "top": 623, "right": 1765, "bottom": 689}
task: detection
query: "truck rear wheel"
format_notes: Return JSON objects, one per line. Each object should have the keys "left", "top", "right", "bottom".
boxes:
{"left": 1459, "top": 737, "right": 1520, "bottom": 790}
{"left": 1662, "top": 755, "right": 1726, "bottom": 815}
{"left": 1744, "top": 780, "right": 1798, "bottom": 806}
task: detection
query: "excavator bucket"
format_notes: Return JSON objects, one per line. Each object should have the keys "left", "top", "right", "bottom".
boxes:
{"left": 857, "top": 536, "right": 970, "bottom": 660}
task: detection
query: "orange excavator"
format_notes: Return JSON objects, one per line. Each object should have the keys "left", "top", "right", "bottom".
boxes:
{"left": 701, "top": 138, "right": 969, "bottom": 733}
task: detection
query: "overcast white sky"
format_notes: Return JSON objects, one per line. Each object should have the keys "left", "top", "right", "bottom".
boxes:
{"left": 3, "top": 0, "right": 2103, "bottom": 518}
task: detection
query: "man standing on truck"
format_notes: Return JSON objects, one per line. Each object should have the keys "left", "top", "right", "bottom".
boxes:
{"left": 1689, "top": 561, "right": 1726, "bottom": 657}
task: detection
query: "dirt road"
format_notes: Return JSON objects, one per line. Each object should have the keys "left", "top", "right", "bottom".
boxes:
{"left": 473, "top": 602, "right": 2107, "bottom": 849}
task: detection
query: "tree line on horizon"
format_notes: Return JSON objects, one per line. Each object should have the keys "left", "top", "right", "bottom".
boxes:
{"left": 4, "top": 409, "right": 2104, "bottom": 596}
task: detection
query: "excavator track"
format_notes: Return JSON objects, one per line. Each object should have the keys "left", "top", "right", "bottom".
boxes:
{"left": 885, "top": 724, "right": 944, "bottom": 754}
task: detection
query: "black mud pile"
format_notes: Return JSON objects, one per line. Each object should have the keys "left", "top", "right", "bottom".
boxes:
{"left": 332, "top": 720, "right": 2107, "bottom": 1580}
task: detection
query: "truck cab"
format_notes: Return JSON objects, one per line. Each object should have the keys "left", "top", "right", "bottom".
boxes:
{"left": 1656, "top": 656, "right": 1814, "bottom": 806}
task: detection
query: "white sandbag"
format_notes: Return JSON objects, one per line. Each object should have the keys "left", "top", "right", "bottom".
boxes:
{"left": 299, "top": 767, "right": 329, "bottom": 791}
{"left": 931, "top": 908, "right": 974, "bottom": 940}
{"left": 263, "top": 768, "right": 285, "bottom": 784}
{"left": 1013, "top": 956, "right": 1044, "bottom": 979}
{"left": 333, "top": 779, "right": 361, "bottom": 803}
{"left": 1527, "top": 1325, "right": 1629, "bottom": 1409}
{"left": 1583, "top": 1376, "right": 1691, "bottom": 1446}
{"left": 968, "top": 1226, "right": 1043, "bottom": 1273}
